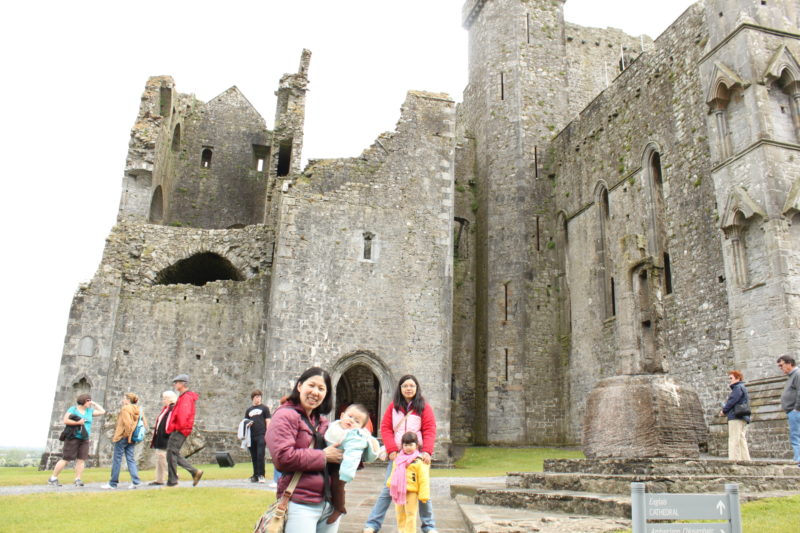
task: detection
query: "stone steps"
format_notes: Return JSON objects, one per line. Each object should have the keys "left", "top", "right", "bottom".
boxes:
{"left": 473, "top": 487, "right": 632, "bottom": 519}
{"left": 507, "top": 471, "right": 800, "bottom": 494}
{"left": 542, "top": 457, "right": 800, "bottom": 477}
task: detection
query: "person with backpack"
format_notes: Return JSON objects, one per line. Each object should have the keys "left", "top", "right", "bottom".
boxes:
{"left": 102, "top": 392, "right": 147, "bottom": 489}
{"left": 47, "top": 394, "right": 106, "bottom": 487}
{"left": 719, "top": 370, "right": 751, "bottom": 461}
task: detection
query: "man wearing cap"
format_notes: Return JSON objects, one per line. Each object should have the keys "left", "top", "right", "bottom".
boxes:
{"left": 166, "top": 374, "right": 203, "bottom": 486}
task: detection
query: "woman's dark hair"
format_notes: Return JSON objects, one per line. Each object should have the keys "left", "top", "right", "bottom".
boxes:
{"left": 401, "top": 431, "right": 419, "bottom": 445}
{"left": 76, "top": 394, "right": 92, "bottom": 406}
{"left": 286, "top": 367, "right": 333, "bottom": 417}
{"left": 393, "top": 374, "right": 426, "bottom": 414}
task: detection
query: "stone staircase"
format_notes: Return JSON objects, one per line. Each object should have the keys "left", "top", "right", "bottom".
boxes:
{"left": 708, "top": 376, "right": 794, "bottom": 458}
{"left": 452, "top": 457, "right": 800, "bottom": 529}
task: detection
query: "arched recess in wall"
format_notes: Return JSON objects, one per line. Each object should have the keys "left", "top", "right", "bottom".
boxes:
{"left": 200, "top": 148, "right": 213, "bottom": 168}
{"left": 77, "top": 336, "right": 96, "bottom": 357}
{"left": 171, "top": 124, "right": 181, "bottom": 152}
{"left": 330, "top": 351, "right": 394, "bottom": 432}
{"left": 71, "top": 376, "right": 92, "bottom": 398}
{"left": 721, "top": 187, "right": 768, "bottom": 289}
{"left": 705, "top": 62, "right": 747, "bottom": 160}
{"left": 555, "top": 211, "right": 571, "bottom": 337}
{"left": 594, "top": 181, "right": 614, "bottom": 319}
{"left": 149, "top": 186, "right": 164, "bottom": 224}
{"left": 642, "top": 144, "right": 672, "bottom": 295}
{"left": 155, "top": 252, "right": 244, "bottom": 286}
{"left": 762, "top": 45, "right": 800, "bottom": 142}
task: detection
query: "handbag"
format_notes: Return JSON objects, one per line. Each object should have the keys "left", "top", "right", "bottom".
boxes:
{"left": 733, "top": 388, "right": 751, "bottom": 417}
{"left": 59, "top": 414, "right": 83, "bottom": 441}
{"left": 253, "top": 442, "right": 313, "bottom": 533}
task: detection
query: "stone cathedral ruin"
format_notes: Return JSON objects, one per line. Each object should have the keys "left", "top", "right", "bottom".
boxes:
{"left": 43, "top": 0, "right": 800, "bottom": 468}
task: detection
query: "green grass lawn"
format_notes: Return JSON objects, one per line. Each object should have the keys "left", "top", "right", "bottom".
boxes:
{"left": 0, "top": 462, "right": 269, "bottom": 486}
{"left": 0, "top": 487, "right": 275, "bottom": 533}
{"left": 431, "top": 446, "right": 585, "bottom": 477}
{"left": 611, "top": 495, "right": 800, "bottom": 533}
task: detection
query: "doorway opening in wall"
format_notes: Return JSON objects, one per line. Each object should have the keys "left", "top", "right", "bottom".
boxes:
{"left": 277, "top": 139, "right": 293, "bottom": 177}
{"left": 335, "top": 364, "right": 381, "bottom": 437}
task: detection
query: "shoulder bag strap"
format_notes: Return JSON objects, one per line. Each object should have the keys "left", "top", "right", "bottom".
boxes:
{"left": 277, "top": 439, "right": 316, "bottom": 510}
{"left": 393, "top": 408, "right": 411, "bottom": 433}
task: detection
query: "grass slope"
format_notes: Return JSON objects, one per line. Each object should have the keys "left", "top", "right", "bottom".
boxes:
{"left": 432, "top": 446, "right": 585, "bottom": 477}
{"left": 0, "top": 463, "right": 267, "bottom": 487}
{"left": 0, "top": 487, "right": 274, "bottom": 533}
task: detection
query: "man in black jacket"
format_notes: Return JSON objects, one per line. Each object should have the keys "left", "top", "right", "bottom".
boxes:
{"left": 244, "top": 390, "right": 271, "bottom": 483}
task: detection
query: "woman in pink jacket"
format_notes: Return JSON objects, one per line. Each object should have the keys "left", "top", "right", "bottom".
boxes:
{"left": 363, "top": 374, "right": 438, "bottom": 533}
{"left": 266, "top": 367, "right": 344, "bottom": 532}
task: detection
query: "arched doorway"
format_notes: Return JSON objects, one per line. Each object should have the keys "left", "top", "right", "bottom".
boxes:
{"left": 335, "top": 365, "right": 381, "bottom": 436}
{"left": 331, "top": 351, "right": 393, "bottom": 438}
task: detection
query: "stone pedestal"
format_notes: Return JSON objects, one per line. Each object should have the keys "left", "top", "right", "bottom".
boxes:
{"left": 583, "top": 374, "right": 708, "bottom": 458}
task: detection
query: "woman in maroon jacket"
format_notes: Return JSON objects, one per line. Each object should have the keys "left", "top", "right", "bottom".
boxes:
{"left": 363, "top": 374, "right": 438, "bottom": 533}
{"left": 266, "top": 367, "right": 344, "bottom": 532}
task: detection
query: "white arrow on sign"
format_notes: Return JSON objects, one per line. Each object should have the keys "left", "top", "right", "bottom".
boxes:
{"left": 716, "top": 500, "right": 726, "bottom": 515}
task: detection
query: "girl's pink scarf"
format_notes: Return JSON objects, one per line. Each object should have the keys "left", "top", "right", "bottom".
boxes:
{"left": 389, "top": 450, "right": 420, "bottom": 504}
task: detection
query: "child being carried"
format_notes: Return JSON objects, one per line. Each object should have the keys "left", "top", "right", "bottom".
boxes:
{"left": 324, "top": 403, "right": 380, "bottom": 524}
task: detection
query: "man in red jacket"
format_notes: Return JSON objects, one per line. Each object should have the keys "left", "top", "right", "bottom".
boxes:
{"left": 166, "top": 374, "right": 203, "bottom": 487}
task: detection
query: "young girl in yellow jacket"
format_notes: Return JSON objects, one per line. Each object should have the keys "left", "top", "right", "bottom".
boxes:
{"left": 387, "top": 432, "right": 431, "bottom": 533}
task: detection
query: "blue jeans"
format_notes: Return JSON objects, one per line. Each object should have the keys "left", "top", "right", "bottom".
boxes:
{"left": 285, "top": 501, "right": 339, "bottom": 533}
{"left": 273, "top": 467, "right": 282, "bottom": 483}
{"left": 109, "top": 440, "right": 141, "bottom": 487}
{"left": 364, "top": 461, "right": 436, "bottom": 532}
{"left": 788, "top": 410, "right": 800, "bottom": 463}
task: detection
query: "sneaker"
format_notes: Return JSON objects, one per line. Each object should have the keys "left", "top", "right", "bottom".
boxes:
{"left": 148, "top": 481, "right": 164, "bottom": 486}
{"left": 267, "top": 481, "right": 277, "bottom": 490}
{"left": 192, "top": 470, "right": 204, "bottom": 487}
{"left": 166, "top": 482, "right": 179, "bottom": 487}
{"left": 100, "top": 484, "right": 116, "bottom": 490}
{"left": 128, "top": 483, "right": 140, "bottom": 489}
{"left": 249, "top": 476, "right": 258, "bottom": 483}
{"left": 362, "top": 529, "right": 376, "bottom": 533}
{"left": 47, "top": 477, "right": 61, "bottom": 487}
{"left": 257, "top": 476, "right": 266, "bottom": 484}
{"left": 74, "top": 479, "right": 84, "bottom": 487}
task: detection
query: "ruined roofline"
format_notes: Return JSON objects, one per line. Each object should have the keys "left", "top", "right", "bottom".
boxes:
{"left": 207, "top": 85, "right": 267, "bottom": 123}
{"left": 302, "top": 89, "right": 453, "bottom": 174}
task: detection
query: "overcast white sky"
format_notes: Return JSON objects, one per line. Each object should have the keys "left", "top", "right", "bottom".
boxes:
{"left": 0, "top": 0, "right": 696, "bottom": 448}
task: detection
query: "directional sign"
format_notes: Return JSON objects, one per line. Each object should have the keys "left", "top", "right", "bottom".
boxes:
{"left": 645, "top": 494, "right": 732, "bottom": 520}
{"left": 647, "top": 524, "right": 731, "bottom": 533}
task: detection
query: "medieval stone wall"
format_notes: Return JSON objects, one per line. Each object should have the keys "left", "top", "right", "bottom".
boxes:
{"left": 546, "top": 3, "right": 733, "bottom": 442}
{"left": 265, "top": 91, "right": 456, "bottom": 458}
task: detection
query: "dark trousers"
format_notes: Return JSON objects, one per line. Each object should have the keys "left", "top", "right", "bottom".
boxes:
{"left": 167, "top": 432, "right": 197, "bottom": 484}
{"left": 249, "top": 433, "right": 266, "bottom": 478}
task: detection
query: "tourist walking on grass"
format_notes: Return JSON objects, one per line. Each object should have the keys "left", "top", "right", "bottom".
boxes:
{"left": 166, "top": 374, "right": 203, "bottom": 486}
{"left": 47, "top": 394, "right": 106, "bottom": 487}
{"left": 150, "top": 390, "right": 177, "bottom": 485}
{"left": 363, "top": 374, "right": 438, "bottom": 533}
{"left": 266, "top": 367, "right": 343, "bottom": 532}
{"left": 102, "top": 393, "right": 147, "bottom": 489}
{"left": 244, "top": 389, "right": 272, "bottom": 484}
{"left": 777, "top": 355, "right": 800, "bottom": 464}
{"left": 719, "top": 370, "right": 751, "bottom": 461}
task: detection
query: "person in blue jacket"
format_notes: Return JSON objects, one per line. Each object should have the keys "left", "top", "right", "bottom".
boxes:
{"left": 324, "top": 404, "right": 380, "bottom": 523}
{"left": 719, "top": 370, "right": 751, "bottom": 460}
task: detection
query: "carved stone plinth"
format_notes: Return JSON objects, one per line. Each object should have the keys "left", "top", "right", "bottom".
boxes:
{"left": 583, "top": 374, "right": 708, "bottom": 458}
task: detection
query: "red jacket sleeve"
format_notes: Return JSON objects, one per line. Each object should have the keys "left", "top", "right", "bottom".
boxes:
{"left": 420, "top": 404, "right": 437, "bottom": 455}
{"left": 167, "top": 391, "right": 197, "bottom": 436}
{"left": 380, "top": 402, "right": 398, "bottom": 454}
{"left": 266, "top": 407, "right": 326, "bottom": 473}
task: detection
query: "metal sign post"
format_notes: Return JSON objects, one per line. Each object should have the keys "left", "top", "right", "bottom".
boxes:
{"left": 631, "top": 482, "right": 743, "bottom": 533}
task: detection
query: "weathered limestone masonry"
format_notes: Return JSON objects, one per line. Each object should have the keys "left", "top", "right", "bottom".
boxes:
{"left": 45, "top": 1, "right": 800, "bottom": 466}
{"left": 453, "top": 0, "right": 800, "bottom": 458}
{"left": 265, "top": 91, "right": 456, "bottom": 459}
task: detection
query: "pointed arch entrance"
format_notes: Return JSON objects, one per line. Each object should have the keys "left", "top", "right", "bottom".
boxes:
{"left": 331, "top": 351, "right": 393, "bottom": 437}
